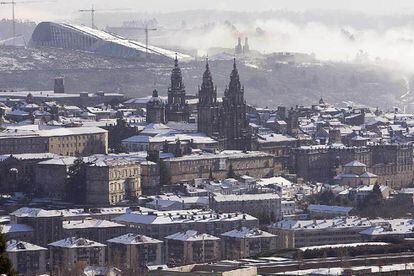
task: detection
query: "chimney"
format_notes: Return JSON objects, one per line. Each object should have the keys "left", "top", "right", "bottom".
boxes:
{"left": 54, "top": 77, "right": 65, "bottom": 94}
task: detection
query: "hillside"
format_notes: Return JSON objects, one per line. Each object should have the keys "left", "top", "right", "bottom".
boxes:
{"left": 0, "top": 46, "right": 406, "bottom": 109}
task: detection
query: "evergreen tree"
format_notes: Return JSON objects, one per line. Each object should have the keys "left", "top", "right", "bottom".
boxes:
{"left": 227, "top": 164, "right": 236, "bottom": 179}
{"left": 0, "top": 232, "right": 15, "bottom": 275}
{"left": 66, "top": 157, "right": 87, "bottom": 204}
{"left": 159, "top": 162, "right": 171, "bottom": 188}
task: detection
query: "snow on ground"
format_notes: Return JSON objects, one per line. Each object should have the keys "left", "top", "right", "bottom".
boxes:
{"left": 299, "top": 242, "right": 389, "bottom": 251}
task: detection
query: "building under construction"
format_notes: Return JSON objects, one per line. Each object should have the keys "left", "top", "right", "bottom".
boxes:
{"left": 29, "top": 22, "right": 190, "bottom": 61}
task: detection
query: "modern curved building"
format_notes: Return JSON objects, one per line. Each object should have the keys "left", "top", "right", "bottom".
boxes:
{"left": 29, "top": 22, "right": 190, "bottom": 61}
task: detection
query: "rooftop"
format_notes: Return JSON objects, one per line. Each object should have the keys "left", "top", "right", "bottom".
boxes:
{"left": 6, "top": 241, "right": 46, "bottom": 252}
{"left": 221, "top": 227, "right": 275, "bottom": 239}
{"left": 63, "top": 219, "right": 125, "bottom": 230}
{"left": 49, "top": 237, "right": 106, "bottom": 248}
{"left": 107, "top": 233, "right": 162, "bottom": 245}
{"left": 165, "top": 230, "right": 220, "bottom": 241}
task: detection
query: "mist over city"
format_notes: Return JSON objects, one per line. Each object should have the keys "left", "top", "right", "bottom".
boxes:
{"left": 2, "top": 1, "right": 414, "bottom": 276}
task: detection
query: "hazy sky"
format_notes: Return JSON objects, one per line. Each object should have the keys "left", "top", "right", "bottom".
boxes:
{"left": 2, "top": 0, "right": 414, "bottom": 21}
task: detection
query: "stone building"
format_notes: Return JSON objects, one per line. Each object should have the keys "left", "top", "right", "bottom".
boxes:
{"left": 197, "top": 59, "right": 253, "bottom": 151}
{"left": 113, "top": 210, "right": 259, "bottom": 240}
{"left": 0, "top": 126, "right": 108, "bottom": 156}
{"left": 35, "top": 156, "right": 77, "bottom": 199}
{"left": 62, "top": 218, "right": 127, "bottom": 244}
{"left": 210, "top": 193, "right": 281, "bottom": 222}
{"left": 10, "top": 208, "right": 64, "bottom": 247}
{"left": 268, "top": 217, "right": 373, "bottom": 249}
{"left": 107, "top": 233, "right": 163, "bottom": 273}
{"left": 146, "top": 89, "right": 166, "bottom": 124}
{"left": 0, "top": 153, "right": 59, "bottom": 193}
{"left": 162, "top": 150, "right": 275, "bottom": 185}
{"left": 49, "top": 237, "right": 106, "bottom": 275}
{"left": 165, "top": 230, "right": 221, "bottom": 267}
{"left": 86, "top": 157, "right": 141, "bottom": 205}
{"left": 166, "top": 57, "right": 190, "bottom": 122}
{"left": 6, "top": 240, "right": 47, "bottom": 276}
{"left": 2, "top": 224, "right": 34, "bottom": 243}
{"left": 256, "top": 134, "right": 298, "bottom": 172}
{"left": 292, "top": 143, "right": 414, "bottom": 188}
{"left": 221, "top": 227, "right": 277, "bottom": 259}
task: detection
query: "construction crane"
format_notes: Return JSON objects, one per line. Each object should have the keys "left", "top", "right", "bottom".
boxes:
{"left": 78, "top": 5, "right": 131, "bottom": 29}
{"left": 0, "top": 0, "right": 54, "bottom": 46}
{"left": 106, "top": 25, "right": 157, "bottom": 58}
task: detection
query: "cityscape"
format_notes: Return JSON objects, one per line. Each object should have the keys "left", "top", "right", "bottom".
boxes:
{"left": 2, "top": 1, "right": 414, "bottom": 275}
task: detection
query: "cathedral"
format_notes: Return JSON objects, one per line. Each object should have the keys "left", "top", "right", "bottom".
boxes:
{"left": 198, "top": 59, "right": 253, "bottom": 150}
{"left": 146, "top": 57, "right": 253, "bottom": 151}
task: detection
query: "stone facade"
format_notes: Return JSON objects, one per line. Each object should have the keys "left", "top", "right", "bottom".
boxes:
{"left": 165, "top": 231, "right": 221, "bottom": 267}
{"left": 86, "top": 160, "right": 141, "bottom": 205}
{"left": 210, "top": 193, "right": 281, "bottom": 222}
{"left": 49, "top": 237, "right": 106, "bottom": 275}
{"left": 221, "top": 228, "right": 277, "bottom": 259}
{"left": 6, "top": 241, "right": 47, "bottom": 276}
{"left": 162, "top": 151, "right": 275, "bottom": 185}
{"left": 113, "top": 210, "right": 259, "bottom": 240}
{"left": 292, "top": 144, "right": 414, "bottom": 188}
{"left": 0, "top": 127, "right": 108, "bottom": 156}
{"left": 107, "top": 233, "right": 163, "bottom": 273}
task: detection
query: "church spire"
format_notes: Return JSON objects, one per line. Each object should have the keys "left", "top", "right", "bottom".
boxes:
{"left": 199, "top": 57, "right": 216, "bottom": 106}
{"left": 174, "top": 53, "right": 178, "bottom": 67}
{"left": 227, "top": 58, "right": 241, "bottom": 97}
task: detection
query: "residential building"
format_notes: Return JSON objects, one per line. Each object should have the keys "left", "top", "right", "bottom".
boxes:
{"left": 221, "top": 227, "right": 277, "bottom": 259}
{"left": 113, "top": 209, "right": 259, "bottom": 240}
{"left": 268, "top": 217, "right": 374, "bottom": 248}
{"left": 210, "top": 193, "right": 281, "bottom": 222}
{"left": 62, "top": 219, "right": 127, "bottom": 244}
{"left": 165, "top": 230, "right": 221, "bottom": 266}
{"left": 107, "top": 233, "right": 163, "bottom": 273}
{"left": 49, "top": 237, "right": 106, "bottom": 275}
{"left": 6, "top": 240, "right": 47, "bottom": 276}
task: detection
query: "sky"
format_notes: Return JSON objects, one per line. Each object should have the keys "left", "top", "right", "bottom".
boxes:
{"left": 2, "top": 0, "right": 414, "bottom": 22}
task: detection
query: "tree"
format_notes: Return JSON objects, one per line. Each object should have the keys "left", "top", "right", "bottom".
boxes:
{"left": 159, "top": 162, "right": 171, "bottom": 188}
{"left": 227, "top": 164, "right": 236, "bottom": 179}
{"left": 0, "top": 232, "right": 16, "bottom": 275}
{"left": 65, "top": 157, "right": 87, "bottom": 204}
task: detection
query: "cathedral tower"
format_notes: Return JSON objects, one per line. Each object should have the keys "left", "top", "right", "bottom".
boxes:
{"left": 197, "top": 59, "right": 220, "bottom": 137}
{"left": 166, "top": 56, "right": 189, "bottom": 122}
{"left": 219, "top": 59, "right": 251, "bottom": 150}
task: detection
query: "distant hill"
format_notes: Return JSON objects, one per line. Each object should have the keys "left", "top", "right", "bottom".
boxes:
{"left": 0, "top": 46, "right": 406, "bottom": 110}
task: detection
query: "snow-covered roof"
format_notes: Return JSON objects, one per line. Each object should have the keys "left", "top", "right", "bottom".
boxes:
{"left": 62, "top": 23, "right": 191, "bottom": 60}
{"left": 63, "top": 219, "right": 125, "bottom": 230}
{"left": 1, "top": 224, "right": 33, "bottom": 234}
{"left": 344, "top": 160, "right": 367, "bottom": 167}
{"left": 165, "top": 230, "right": 219, "bottom": 241}
{"left": 113, "top": 210, "right": 257, "bottom": 225}
{"left": 272, "top": 217, "right": 375, "bottom": 231}
{"left": 307, "top": 204, "right": 353, "bottom": 214}
{"left": 6, "top": 241, "right": 46, "bottom": 252}
{"left": 107, "top": 233, "right": 162, "bottom": 245}
{"left": 221, "top": 227, "right": 275, "bottom": 239}
{"left": 213, "top": 193, "right": 280, "bottom": 202}
{"left": 257, "top": 176, "right": 292, "bottom": 187}
{"left": 49, "top": 237, "right": 106, "bottom": 248}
